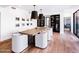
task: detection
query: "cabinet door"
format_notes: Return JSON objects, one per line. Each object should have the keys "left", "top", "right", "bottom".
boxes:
{"left": 37, "top": 20, "right": 41, "bottom": 27}
{"left": 39, "top": 20, "right": 44, "bottom": 27}
{"left": 55, "top": 15, "right": 60, "bottom": 32}
{"left": 51, "top": 16, "right": 55, "bottom": 27}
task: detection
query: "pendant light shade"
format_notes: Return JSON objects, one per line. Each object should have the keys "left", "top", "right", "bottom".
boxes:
{"left": 31, "top": 11, "right": 38, "bottom": 19}
{"left": 31, "top": 5, "right": 38, "bottom": 19}
{"left": 39, "top": 9, "right": 43, "bottom": 19}
{"left": 39, "top": 14, "right": 43, "bottom": 19}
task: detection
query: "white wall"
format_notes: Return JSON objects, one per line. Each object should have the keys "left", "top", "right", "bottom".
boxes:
{"left": 60, "top": 12, "right": 64, "bottom": 34}
{"left": 0, "top": 6, "right": 37, "bottom": 41}
{"left": 63, "top": 8, "right": 79, "bottom": 34}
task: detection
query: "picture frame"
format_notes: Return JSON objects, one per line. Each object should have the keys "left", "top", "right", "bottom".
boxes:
{"left": 22, "top": 23, "right": 25, "bottom": 26}
{"left": 16, "top": 17, "right": 20, "bottom": 21}
{"left": 22, "top": 18, "right": 25, "bottom": 21}
{"left": 16, "top": 24, "right": 20, "bottom": 27}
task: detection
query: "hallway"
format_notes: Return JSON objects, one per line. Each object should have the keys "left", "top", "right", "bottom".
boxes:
{"left": 0, "top": 32, "right": 79, "bottom": 53}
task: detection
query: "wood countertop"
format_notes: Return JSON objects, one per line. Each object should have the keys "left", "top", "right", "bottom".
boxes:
{"left": 19, "top": 27, "right": 48, "bottom": 36}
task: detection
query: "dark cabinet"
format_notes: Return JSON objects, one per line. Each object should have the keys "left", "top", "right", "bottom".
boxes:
{"left": 37, "top": 19, "right": 40, "bottom": 27}
{"left": 37, "top": 16, "right": 45, "bottom": 27}
{"left": 50, "top": 15, "right": 60, "bottom": 32}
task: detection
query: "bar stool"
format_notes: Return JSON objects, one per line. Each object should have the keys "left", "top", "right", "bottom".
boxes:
{"left": 12, "top": 33, "right": 28, "bottom": 53}
{"left": 35, "top": 31, "right": 48, "bottom": 48}
{"left": 47, "top": 28, "right": 53, "bottom": 40}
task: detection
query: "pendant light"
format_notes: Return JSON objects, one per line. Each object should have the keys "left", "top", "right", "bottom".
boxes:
{"left": 39, "top": 9, "right": 43, "bottom": 19}
{"left": 31, "top": 5, "right": 38, "bottom": 19}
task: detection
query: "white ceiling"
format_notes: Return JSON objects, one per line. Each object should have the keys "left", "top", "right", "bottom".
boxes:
{"left": 0, "top": 5, "right": 79, "bottom": 15}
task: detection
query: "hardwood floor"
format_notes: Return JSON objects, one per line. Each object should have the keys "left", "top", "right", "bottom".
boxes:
{"left": 0, "top": 39, "right": 12, "bottom": 53}
{"left": 0, "top": 32, "right": 79, "bottom": 53}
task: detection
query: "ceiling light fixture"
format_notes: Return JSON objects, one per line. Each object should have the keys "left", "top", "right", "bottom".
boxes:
{"left": 31, "top": 5, "right": 38, "bottom": 19}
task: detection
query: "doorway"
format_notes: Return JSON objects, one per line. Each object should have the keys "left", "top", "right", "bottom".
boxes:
{"left": 64, "top": 17, "right": 71, "bottom": 32}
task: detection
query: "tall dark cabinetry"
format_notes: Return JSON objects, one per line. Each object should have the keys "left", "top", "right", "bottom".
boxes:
{"left": 50, "top": 15, "right": 60, "bottom": 32}
{"left": 37, "top": 16, "right": 45, "bottom": 27}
